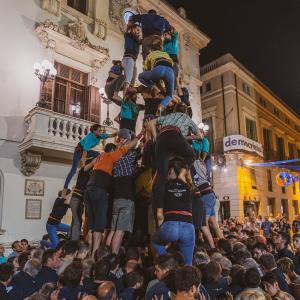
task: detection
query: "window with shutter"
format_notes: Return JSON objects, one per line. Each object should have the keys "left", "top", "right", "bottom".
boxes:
{"left": 50, "top": 62, "right": 97, "bottom": 121}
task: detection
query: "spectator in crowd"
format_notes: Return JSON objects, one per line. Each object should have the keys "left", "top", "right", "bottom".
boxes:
{"left": 8, "top": 241, "right": 23, "bottom": 259}
{"left": 274, "top": 231, "right": 295, "bottom": 261}
{"left": 292, "top": 215, "right": 300, "bottom": 234}
{"left": 293, "top": 233, "right": 300, "bottom": 275}
{"left": 261, "top": 216, "right": 273, "bottom": 238}
{"left": 0, "top": 263, "right": 14, "bottom": 300}
{"left": 203, "top": 261, "right": 230, "bottom": 300}
{"left": 262, "top": 272, "right": 295, "bottom": 300}
{"left": 0, "top": 243, "right": 7, "bottom": 264}
{"left": 259, "top": 253, "right": 290, "bottom": 293}
{"left": 252, "top": 242, "right": 268, "bottom": 262}
{"left": 96, "top": 281, "right": 118, "bottom": 300}
{"left": 35, "top": 249, "right": 60, "bottom": 289}
{"left": 8, "top": 259, "right": 40, "bottom": 300}
{"left": 173, "top": 265, "right": 202, "bottom": 300}
{"left": 57, "top": 240, "right": 79, "bottom": 275}
{"left": 58, "top": 261, "right": 86, "bottom": 300}
{"left": 277, "top": 257, "right": 300, "bottom": 284}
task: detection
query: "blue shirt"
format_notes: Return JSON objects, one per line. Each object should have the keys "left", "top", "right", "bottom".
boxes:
{"left": 120, "top": 100, "right": 139, "bottom": 120}
{"left": 79, "top": 132, "right": 108, "bottom": 151}
{"left": 110, "top": 65, "right": 123, "bottom": 75}
{"left": 261, "top": 221, "right": 272, "bottom": 236}
{"left": 163, "top": 32, "right": 179, "bottom": 56}
{"left": 0, "top": 256, "right": 7, "bottom": 264}
{"left": 192, "top": 138, "right": 210, "bottom": 153}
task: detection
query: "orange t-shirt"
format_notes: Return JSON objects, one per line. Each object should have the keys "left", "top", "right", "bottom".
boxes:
{"left": 93, "top": 145, "right": 129, "bottom": 175}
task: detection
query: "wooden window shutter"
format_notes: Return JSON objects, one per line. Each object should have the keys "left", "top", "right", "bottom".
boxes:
{"left": 88, "top": 86, "right": 101, "bottom": 123}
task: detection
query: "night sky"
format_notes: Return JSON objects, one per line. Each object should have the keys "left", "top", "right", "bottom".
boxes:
{"left": 166, "top": 0, "right": 300, "bottom": 115}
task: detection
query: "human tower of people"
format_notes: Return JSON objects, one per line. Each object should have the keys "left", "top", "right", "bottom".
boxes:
{"left": 1, "top": 8, "right": 300, "bottom": 300}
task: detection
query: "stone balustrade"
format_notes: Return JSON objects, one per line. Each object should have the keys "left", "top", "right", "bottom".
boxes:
{"left": 18, "top": 107, "right": 117, "bottom": 170}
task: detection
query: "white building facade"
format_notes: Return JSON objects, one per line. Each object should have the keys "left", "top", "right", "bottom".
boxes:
{"left": 0, "top": 0, "right": 210, "bottom": 243}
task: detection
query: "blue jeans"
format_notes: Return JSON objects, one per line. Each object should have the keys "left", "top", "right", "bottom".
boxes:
{"left": 201, "top": 192, "right": 216, "bottom": 217}
{"left": 64, "top": 149, "right": 99, "bottom": 189}
{"left": 152, "top": 221, "right": 195, "bottom": 265}
{"left": 138, "top": 65, "right": 174, "bottom": 107}
{"left": 46, "top": 222, "right": 70, "bottom": 248}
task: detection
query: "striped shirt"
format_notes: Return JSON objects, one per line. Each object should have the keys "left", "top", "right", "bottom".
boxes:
{"left": 156, "top": 112, "right": 199, "bottom": 137}
{"left": 191, "top": 159, "right": 210, "bottom": 191}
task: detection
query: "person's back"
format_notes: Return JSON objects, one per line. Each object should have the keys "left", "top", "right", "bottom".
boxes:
{"left": 8, "top": 269, "right": 37, "bottom": 300}
{"left": 132, "top": 13, "right": 170, "bottom": 37}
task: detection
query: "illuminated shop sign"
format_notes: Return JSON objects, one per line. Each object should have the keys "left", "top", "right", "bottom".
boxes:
{"left": 223, "top": 135, "right": 263, "bottom": 157}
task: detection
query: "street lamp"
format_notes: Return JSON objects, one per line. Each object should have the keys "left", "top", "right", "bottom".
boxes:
{"left": 34, "top": 59, "right": 57, "bottom": 108}
{"left": 99, "top": 88, "right": 113, "bottom": 127}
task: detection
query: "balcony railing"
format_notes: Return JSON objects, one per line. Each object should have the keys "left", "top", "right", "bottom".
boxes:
{"left": 19, "top": 107, "right": 117, "bottom": 163}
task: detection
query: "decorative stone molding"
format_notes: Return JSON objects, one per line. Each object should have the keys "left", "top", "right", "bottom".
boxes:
{"left": 93, "top": 19, "right": 107, "bottom": 40}
{"left": 41, "top": 0, "right": 61, "bottom": 16}
{"left": 20, "top": 152, "right": 42, "bottom": 177}
{"left": 109, "top": 0, "right": 139, "bottom": 25}
{"left": 35, "top": 20, "right": 109, "bottom": 67}
{"left": 68, "top": 17, "right": 87, "bottom": 42}
{"left": 91, "top": 58, "right": 108, "bottom": 86}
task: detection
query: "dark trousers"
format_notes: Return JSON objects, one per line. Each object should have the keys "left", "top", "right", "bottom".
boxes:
{"left": 105, "top": 75, "right": 126, "bottom": 100}
{"left": 153, "top": 130, "right": 195, "bottom": 208}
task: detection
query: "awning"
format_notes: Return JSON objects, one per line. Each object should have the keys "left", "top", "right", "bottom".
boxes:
{"left": 248, "top": 158, "right": 300, "bottom": 172}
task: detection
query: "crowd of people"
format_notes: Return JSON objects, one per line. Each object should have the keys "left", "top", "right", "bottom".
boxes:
{"left": 1, "top": 8, "right": 300, "bottom": 300}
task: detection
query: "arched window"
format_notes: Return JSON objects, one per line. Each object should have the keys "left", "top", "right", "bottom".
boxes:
{"left": 123, "top": 8, "right": 138, "bottom": 24}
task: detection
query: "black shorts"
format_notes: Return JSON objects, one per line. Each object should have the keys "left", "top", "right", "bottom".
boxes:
{"left": 85, "top": 186, "right": 108, "bottom": 232}
{"left": 192, "top": 194, "right": 206, "bottom": 229}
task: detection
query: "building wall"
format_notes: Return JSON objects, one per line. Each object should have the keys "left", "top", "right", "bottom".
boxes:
{"left": 201, "top": 54, "right": 300, "bottom": 221}
{"left": 0, "top": 0, "right": 209, "bottom": 242}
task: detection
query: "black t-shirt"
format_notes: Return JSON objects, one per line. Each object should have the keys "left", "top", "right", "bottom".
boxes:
{"left": 87, "top": 170, "right": 112, "bottom": 190}
{"left": 163, "top": 179, "right": 192, "bottom": 223}
{"left": 113, "top": 176, "right": 134, "bottom": 200}
{"left": 75, "top": 168, "right": 91, "bottom": 191}
{"left": 47, "top": 197, "right": 69, "bottom": 225}
{"left": 144, "top": 98, "right": 161, "bottom": 116}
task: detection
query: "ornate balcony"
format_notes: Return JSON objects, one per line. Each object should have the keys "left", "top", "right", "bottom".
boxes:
{"left": 18, "top": 107, "right": 117, "bottom": 176}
